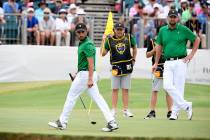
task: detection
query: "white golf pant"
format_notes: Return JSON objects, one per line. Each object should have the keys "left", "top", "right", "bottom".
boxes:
{"left": 59, "top": 71, "right": 114, "bottom": 124}
{"left": 163, "top": 59, "right": 190, "bottom": 114}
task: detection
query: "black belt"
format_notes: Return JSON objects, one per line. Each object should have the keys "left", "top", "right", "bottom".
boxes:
{"left": 165, "top": 56, "right": 186, "bottom": 61}
{"left": 79, "top": 69, "right": 96, "bottom": 71}
{"left": 78, "top": 69, "right": 88, "bottom": 71}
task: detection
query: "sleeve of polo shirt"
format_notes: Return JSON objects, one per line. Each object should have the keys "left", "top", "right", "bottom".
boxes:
{"left": 156, "top": 29, "right": 163, "bottom": 47}
{"left": 184, "top": 26, "right": 196, "bottom": 42}
{"left": 84, "top": 43, "right": 95, "bottom": 58}
{"left": 104, "top": 38, "right": 110, "bottom": 51}
{"left": 130, "top": 34, "right": 137, "bottom": 48}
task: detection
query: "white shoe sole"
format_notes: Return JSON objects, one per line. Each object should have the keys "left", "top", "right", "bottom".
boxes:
{"left": 101, "top": 127, "right": 119, "bottom": 132}
{"left": 187, "top": 102, "right": 193, "bottom": 120}
{"left": 48, "top": 122, "right": 65, "bottom": 130}
{"left": 123, "top": 114, "right": 134, "bottom": 117}
{"left": 144, "top": 117, "right": 155, "bottom": 120}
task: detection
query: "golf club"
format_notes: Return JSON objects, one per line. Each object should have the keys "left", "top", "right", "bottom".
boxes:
{"left": 69, "top": 73, "right": 96, "bottom": 125}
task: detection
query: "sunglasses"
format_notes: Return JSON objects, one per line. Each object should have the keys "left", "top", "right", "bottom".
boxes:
{"left": 76, "top": 30, "right": 85, "bottom": 34}
{"left": 44, "top": 12, "right": 50, "bottom": 14}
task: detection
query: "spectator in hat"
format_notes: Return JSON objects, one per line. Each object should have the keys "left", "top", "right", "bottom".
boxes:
{"left": 144, "top": 0, "right": 156, "bottom": 16}
{"left": 35, "top": 1, "right": 47, "bottom": 22}
{"left": 71, "top": 8, "right": 89, "bottom": 31}
{"left": 153, "top": 3, "right": 163, "bottom": 18}
{"left": 179, "top": 0, "right": 188, "bottom": 14}
{"left": 39, "top": 8, "right": 56, "bottom": 45}
{"left": 67, "top": 3, "right": 77, "bottom": 46}
{"left": 163, "top": 0, "right": 174, "bottom": 18}
{"left": 67, "top": 3, "right": 77, "bottom": 24}
{"left": 179, "top": 0, "right": 191, "bottom": 24}
{"left": 55, "top": 9, "right": 70, "bottom": 46}
{"left": 70, "top": 8, "right": 89, "bottom": 46}
{"left": 27, "top": 7, "right": 40, "bottom": 45}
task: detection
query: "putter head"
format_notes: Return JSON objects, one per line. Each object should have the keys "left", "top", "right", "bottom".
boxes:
{"left": 91, "top": 121, "right": 96, "bottom": 125}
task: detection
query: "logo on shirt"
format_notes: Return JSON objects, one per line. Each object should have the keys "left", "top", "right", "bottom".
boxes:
{"left": 115, "top": 43, "right": 126, "bottom": 54}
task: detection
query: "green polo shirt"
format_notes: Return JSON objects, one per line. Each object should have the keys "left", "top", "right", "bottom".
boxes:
{"left": 104, "top": 34, "right": 136, "bottom": 50}
{"left": 156, "top": 23, "right": 196, "bottom": 59}
{"left": 78, "top": 37, "right": 96, "bottom": 71}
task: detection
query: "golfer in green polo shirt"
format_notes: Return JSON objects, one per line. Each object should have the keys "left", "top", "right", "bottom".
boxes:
{"left": 152, "top": 9, "right": 200, "bottom": 120}
{"left": 48, "top": 23, "right": 118, "bottom": 132}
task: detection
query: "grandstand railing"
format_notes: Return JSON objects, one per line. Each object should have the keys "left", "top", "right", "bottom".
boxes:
{"left": 0, "top": 13, "right": 209, "bottom": 49}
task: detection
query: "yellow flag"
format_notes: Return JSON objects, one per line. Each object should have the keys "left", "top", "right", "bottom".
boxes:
{"left": 101, "top": 11, "right": 114, "bottom": 55}
{"left": 104, "top": 11, "right": 114, "bottom": 36}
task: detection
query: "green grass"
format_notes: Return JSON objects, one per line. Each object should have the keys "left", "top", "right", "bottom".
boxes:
{"left": 0, "top": 79, "right": 210, "bottom": 139}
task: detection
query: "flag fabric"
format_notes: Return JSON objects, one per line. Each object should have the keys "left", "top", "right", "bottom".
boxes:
{"left": 101, "top": 11, "right": 114, "bottom": 55}
{"left": 104, "top": 11, "right": 114, "bottom": 37}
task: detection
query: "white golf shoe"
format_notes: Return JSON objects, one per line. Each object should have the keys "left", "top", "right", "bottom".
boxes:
{"left": 48, "top": 120, "right": 67, "bottom": 130}
{"left": 123, "top": 109, "right": 134, "bottom": 117}
{"left": 186, "top": 102, "right": 193, "bottom": 120}
{"left": 169, "top": 111, "right": 179, "bottom": 120}
{"left": 102, "top": 120, "right": 119, "bottom": 132}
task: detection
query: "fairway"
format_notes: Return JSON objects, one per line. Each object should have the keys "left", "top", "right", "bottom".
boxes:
{"left": 0, "top": 79, "right": 210, "bottom": 139}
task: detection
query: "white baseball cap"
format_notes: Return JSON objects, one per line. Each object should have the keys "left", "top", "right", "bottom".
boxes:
{"left": 27, "top": 7, "right": 34, "bottom": 13}
{"left": 76, "top": 8, "right": 86, "bottom": 15}
{"left": 181, "top": 0, "right": 188, "bottom": 3}
{"left": 69, "top": 4, "right": 77, "bottom": 10}
{"left": 153, "top": 3, "right": 163, "bottom": 10}
{"left": 59, "top": 9, "right": 67, "bottom": 14}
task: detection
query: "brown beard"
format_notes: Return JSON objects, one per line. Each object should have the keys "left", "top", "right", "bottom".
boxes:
{"left": 169, "top": 22, "right": 176, "bottom": 28}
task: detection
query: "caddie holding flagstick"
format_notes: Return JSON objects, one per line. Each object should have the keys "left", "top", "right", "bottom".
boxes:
{"left": 101, "top": 22, "right": 137, "bottom": 117}
{"left": 48, "top": 23, "right": 119, "bottom": 132}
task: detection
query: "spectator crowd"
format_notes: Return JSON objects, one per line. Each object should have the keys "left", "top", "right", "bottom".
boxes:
{"left": 0, "top": 0, "right": 89, "bottom": 46}
{"left": 0, "top": 0, "right": 210, "bottom": 49}
{"left": 126, "top": 0, "right": 210, "bottom": 49}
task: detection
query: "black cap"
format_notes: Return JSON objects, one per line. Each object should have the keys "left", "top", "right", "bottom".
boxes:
{"left": 75, "top": 23, "right": 87, "bottom": 31}
{"left": 168, "top": 9, "right": 178, "bottom": 17}
{"left": 114, "top": 22, "right": 125, "bottom": 29}
{"left": 134, "top": 0, "right": 139, "bottom": 3}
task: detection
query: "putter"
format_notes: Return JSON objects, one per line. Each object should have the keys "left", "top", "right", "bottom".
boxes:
{"left": 69, "top": 73, "right": 96, "bottom": 125}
